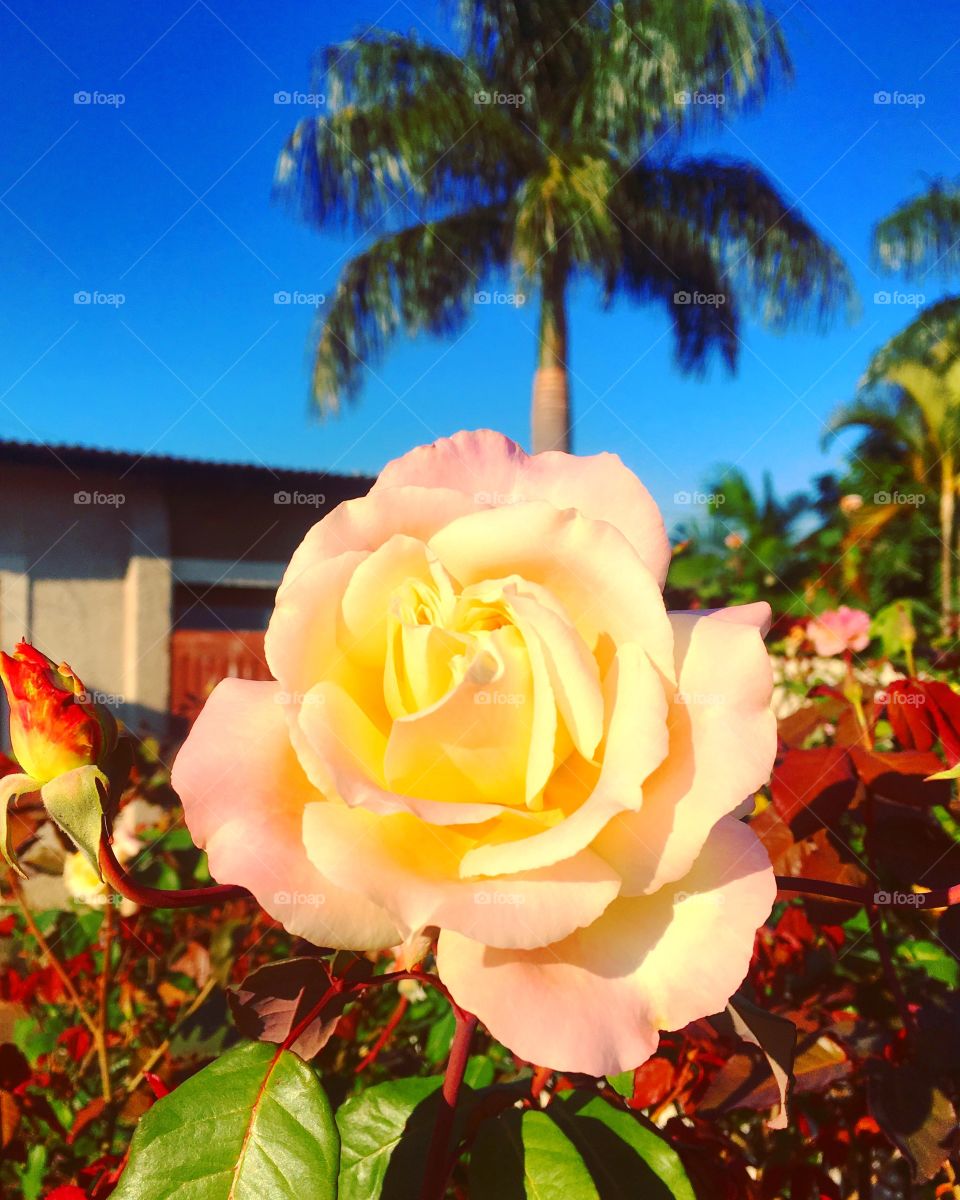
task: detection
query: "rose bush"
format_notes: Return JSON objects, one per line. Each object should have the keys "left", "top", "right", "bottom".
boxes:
{"left": 173, "top": 430, "right": 777, "bottom": 1074}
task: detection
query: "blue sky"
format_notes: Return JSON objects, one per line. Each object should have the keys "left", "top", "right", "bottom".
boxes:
{"left": 2, "top": 0, "right": 960, "bottom": 526}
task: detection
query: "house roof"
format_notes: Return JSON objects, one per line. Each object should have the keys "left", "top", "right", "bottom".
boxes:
{"left": 0, "top": 438, "right": 373, "bottom": 486}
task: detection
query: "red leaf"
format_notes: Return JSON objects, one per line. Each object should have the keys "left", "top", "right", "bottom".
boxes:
{"left": 67, "top": 1097, "right": 106, "bottom": 1145}
{"left": 849, "top": 747, "right": 951, "bottom": 806}
{"left": 44, "top": 1189, "right": 88, "bottom": 1200}
{"left": 143, "top": 1071, "right": 169, "bottom": 1100}
{"left": 630, "top": 1056, "right": 675, "bottom": 1109}
{"left": 771, "top": 746, "right": 857, "bottom": 835}
{"left": 58, "top": 1026, "right": 93, "bottom": 1064}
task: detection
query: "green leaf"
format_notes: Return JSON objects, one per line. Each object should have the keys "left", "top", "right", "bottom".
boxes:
{"left": 469, "top": 1108, "right": 598, "bottom": 1199}
{"left": 112, "top": 1041, "right": 339, "bottom": 1200}
{"left": 337, "top": 1075, "right": 447, "bottom": 1200}
{"left": 40, "top": 764, "right": 107, "bottom": 874}
{"left": 896, "top": 939, "right": 960, "bottom": 988}
{"left": 607, "top": 1070, "right": 634, "bottom": 1098}
{"left": 554, "top": 1095, "right": 697, "bottom": 1200}
{"left": 464, "top": 1054, "right": 495, "bottom": 1089}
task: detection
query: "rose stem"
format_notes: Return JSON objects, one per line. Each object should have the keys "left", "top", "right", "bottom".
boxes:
{"left": 6, "top": 868, "right": 98, "bottom": 1038}
{"left": 420, "top": 1010, "right": 478, "bottom": 1200}
{"left": 99, "top": 831, "right": 251, "bottom": 909}
{"left": 775, "top": 875, "right": 960, "bottom": 908}
{"left": 6, "top": 868, "right": 112, "bottom": 1098}
{"left": 355, "top": 994, "right": 409, "bottom": 1074}
{"left": 867, "top": 904, "right": 914, "bottom": 1036}
{"left": 95, "top": 898, "right": 115, "bottom": 1101}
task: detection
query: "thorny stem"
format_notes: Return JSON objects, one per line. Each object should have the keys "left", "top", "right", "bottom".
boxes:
{"left": 420, "top": 1011, "right": 478, "bottom": 1200}
{"left": 99, "top": 832, "right": 251, "bottom": 909}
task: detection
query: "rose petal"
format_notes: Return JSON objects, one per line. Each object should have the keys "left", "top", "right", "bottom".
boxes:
{"left": 374, "top": 430, "right": 670, "bottom": 585}
{"left": 302, "top": 802, "right": 621, "bottom": 950}
{"left": 591, "top": 605, "right": 775, "bottom": 895}
{"left": 436, "top": 816, "right": 775, "bottom": 1075}
{"left": 171, "top": 679, "right": 400, "bottom": 949}
{"left": 429, "top": 501, "right": 674, "bottom": 680}
{"left": 458, "top": 642, "right": 669, "bottom": 877}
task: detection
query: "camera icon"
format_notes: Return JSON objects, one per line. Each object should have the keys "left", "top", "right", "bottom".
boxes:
{"left": 874, "top": 90, "right": 891, "bottom": 104}
{"left": 873, "top": 890, "right": 891, "bottom": 904}
{"left": 273, "top": 291, "right": 291, "bottom": 304}
{"left": 474, "top": 90, "right": 490, "bottom": 104}
{"left": 274, "top": 491, "right": 292, "bottom": 505}
{"left": 873, "top": 291, "right": 891, "bottom": 304}
{"left": 874, "top": 491, "right": 891, "bottom": 504}
{"left": 73, "top": 91, "right": 91, "bottom": 104}
{"left": 273, "top": 91, "right": 291, "bottom": 104}
{"left": 74, "top": 491, "right": 91, "bottom": 505}
{"left": 474, "top": 290, "right": 491, "bottom": 304}
{"left": 674, "top": 90, "right": 691, "bottom": 105}
{"left": 74, "top": 291, "right": 91, "bottom": 304}
{"left": 673, "top": 290, "right": 691, "bottom": 304}
{"left": 475, "top": 691, "right": 491, "bottom": 704}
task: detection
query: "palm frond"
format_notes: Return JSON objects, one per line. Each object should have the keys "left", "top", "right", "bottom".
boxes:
{"left": 632, "top": 159, "right": 856, "bottom": 326}
{"left": 309, "top": 206, "right": 512, "bottom": 410}
{"left": 874, "top": 181, "right": 960, "bottom": 277}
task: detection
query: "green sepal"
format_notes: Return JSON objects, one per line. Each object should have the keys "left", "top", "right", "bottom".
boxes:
{"left": 0, "top": 773, "right": 41, "bottom": 877}
{"left": 40, "top": 764, "right": 108, "bottom": 878}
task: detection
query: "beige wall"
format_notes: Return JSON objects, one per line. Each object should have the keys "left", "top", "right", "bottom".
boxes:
{"left": 0, "top": 463, "right": 173, "bottom": 735}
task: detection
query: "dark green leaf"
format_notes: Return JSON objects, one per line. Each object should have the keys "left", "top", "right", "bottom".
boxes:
{"left": 113, "top": 1041, "right": 339, "bottom": 1200}
{"left": 337, "top": 1075, "right": 447, "bottom": 1200}
{"left": 554, "top": 1094, "right": 697, "bottom": 1200}
{"left": 469, "top": 1108, "right": 598, "bottom": 1199}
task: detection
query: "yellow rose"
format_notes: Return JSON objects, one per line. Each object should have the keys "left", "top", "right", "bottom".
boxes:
{"left": 173, "top": 431, "right": 776, "bottom": 1074}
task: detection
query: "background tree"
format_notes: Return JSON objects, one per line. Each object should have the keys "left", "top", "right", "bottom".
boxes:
{"left": 825, "top": 297, "right": 960, "bottom": 635}
{"left": 875, "top": 178, "right": 960, "bottom": 278}
{"left": 276, "top": 0, "right": 854, "bottom": 453}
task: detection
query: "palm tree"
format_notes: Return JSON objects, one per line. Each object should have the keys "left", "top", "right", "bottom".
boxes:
{"left": 275, "top": 0, "right": 854, "bottom": 453}
{"left": 825, "top": 298, "right": 960, "bottom": 634}
{"left": 875, "top": 180, "right": 960, "bottom": 277}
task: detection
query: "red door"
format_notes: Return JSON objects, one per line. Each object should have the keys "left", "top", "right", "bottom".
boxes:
{"left": 170, "top": 630, "right": 272, "bottom": 725}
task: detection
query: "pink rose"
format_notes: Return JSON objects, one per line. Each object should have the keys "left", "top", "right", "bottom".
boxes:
{"left": 808, "top": 606, "right": 872, "bottom": 657}
{"left": 172, "top": 431, "right": 776, "bottom": 1074}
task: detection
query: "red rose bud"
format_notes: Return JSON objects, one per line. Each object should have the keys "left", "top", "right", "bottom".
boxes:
{"left": 0, "top": 642, "right": 117, "bottom": 785}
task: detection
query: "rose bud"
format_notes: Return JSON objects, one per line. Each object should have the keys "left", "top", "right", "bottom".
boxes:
{"left": 0, "top": 642, "right": 118, "bottom": 877}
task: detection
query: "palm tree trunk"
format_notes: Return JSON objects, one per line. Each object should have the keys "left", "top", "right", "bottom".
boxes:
{"left": 940, "top": 458, "right": 955, "bottom": 637}
{"left": 531, "top": 261, "right": 570, "bottom": 454}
